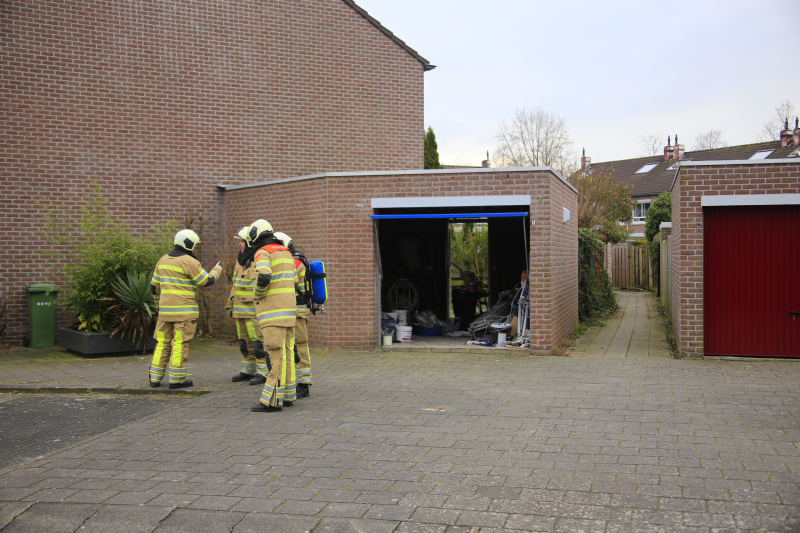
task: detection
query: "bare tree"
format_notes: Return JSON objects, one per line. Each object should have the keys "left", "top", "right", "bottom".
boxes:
{"left": 755, "top": 100, "right": 796, "bottom": 142}
{"left": 637, "top": 132, "right": 664, "bottom": 157}
{"left": 692, "top": 129, "right": 727, "bottom": 150}
{"left": 492, "top": 107, "right": 576, "bottom": 176}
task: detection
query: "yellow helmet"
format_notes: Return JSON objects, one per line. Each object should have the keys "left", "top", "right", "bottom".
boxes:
{"left": 248, "top": 219, "right": 273, "bottom": 243}
{"left": 235, "top": 226, "right": 249, "bottom": 243}
{"left": 174, "top": 229, "right": 201, "bottom": 251}
{"left": 273, "top": 231, "right": 292, "bottom": 248}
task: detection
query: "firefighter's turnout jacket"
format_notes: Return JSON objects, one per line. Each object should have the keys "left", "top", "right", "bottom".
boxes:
{"left": 253, "top": 244, "right": 297, "bottom": 327}
{"left": 231, "top": 260, "right": 258, "bottom": 320}
{"left": 151, "top": 249, "right": 221, "bottom": 321}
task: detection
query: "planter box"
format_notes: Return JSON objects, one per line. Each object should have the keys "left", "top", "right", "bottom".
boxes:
{"left": 57, "top": 327, "right": 156, "bottom": 355}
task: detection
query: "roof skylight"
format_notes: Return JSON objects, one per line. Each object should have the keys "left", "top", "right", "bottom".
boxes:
{"left": 749, "top": 150, "right": 774, "bottom": 160}
{"left": 635, "top": 163, "right": 658, "bottom": 174}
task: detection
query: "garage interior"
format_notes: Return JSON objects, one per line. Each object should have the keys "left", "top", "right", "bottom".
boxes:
{"left": 372, "top": 196, "right": 531, "bottom": 348}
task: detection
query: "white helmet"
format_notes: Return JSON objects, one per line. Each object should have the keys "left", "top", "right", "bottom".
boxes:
{"left": 235, "top": 226, "right": 249, "bottom": 243}
{"left": 273, "top": 231, "right": 292, "bottom": 248}
{"left": 248, "top": 219, "right": 273, "bottom": 243}
{"left": 174, "top": 229, "right": 201, "bottom": 251}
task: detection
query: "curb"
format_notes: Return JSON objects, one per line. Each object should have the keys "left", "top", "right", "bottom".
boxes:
{"left": 0, "top": 384, "right": 210, "bottom": 396}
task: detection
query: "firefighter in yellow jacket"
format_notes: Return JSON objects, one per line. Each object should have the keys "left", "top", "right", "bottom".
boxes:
{"left": 274, "top": 232, "right": 312, "bottom": 399}
{"left": 228, "top": 227, "right": 269, "bottom": 384}
{"left": 249, "top": 220, "right": 297, "bottom": 412}
{"left": 149, "top": 229, "right": 222, "bottom": 389}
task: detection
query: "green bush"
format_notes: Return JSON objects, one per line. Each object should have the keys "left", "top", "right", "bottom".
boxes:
{"left": 40, "top": 183, "right": 175, "bottom": 332}
{"left": 578, "top": 228, "right": 616, "bottom": 325}
{"left": 645, "top": 192, "right": 671, "bottom": 288}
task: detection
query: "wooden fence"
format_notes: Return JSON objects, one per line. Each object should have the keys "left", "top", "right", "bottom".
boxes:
{"left": 611, "top": 241, "right": 651, "bottom": 290}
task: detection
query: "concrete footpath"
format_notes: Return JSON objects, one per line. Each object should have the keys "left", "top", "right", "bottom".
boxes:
{"left": 0, "top": 292, "right": 799, "bottom": 532}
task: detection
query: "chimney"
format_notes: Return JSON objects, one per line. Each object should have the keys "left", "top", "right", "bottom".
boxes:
{"left": 782, "top": 118, "right": 794, "bottom": 147}
{"left": 580, "top": 148, "right": 591, "bottom": 170}
{"left": 481, "top": 150, "right": 490, "bottom": 168}
{"left": 794, "top": 117, "right": 800, "bottom": 147}
{"left": 672, "top": 134, "right": 684, "bottom": 160}
{"left": 663, "top": 136, "right": 673, "bottom": 161}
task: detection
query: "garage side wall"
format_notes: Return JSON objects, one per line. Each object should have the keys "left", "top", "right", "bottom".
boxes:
{"left": 224, "top": 178, "right": 331, "bottom": 347}
{"left": 546, "top": 175, "right": 579, "bottom": 353}
{"left": 671, "top": 162, "right": 800, "bottom": 357}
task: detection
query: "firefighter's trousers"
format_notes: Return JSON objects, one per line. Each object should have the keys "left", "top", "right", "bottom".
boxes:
{"left": 235, "top": 317, "right": 266, "bottom": 376}
{"left": 149, "top": 319, "right": 196, "bottom": 385}
{"left": 259, "top": 325, "right": 296, "bottom": 407}
{"left": 295, "top": 315, "right": 312, "bottom": 385}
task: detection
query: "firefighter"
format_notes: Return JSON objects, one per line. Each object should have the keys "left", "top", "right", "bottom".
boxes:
{"left": 248, "top": 220, "right": 297, "bottom": 412}
{"left": 228, "top": 227, "right": 269, "bottom": 384}
{"left": 149, "top": 229, "right": 222, "bottom": 389}
{"left": 274, "top": 232, "right": 312, "bottom": 399}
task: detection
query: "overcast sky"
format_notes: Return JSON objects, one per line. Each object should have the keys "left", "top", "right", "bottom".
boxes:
{"left": 354, "top": 0, "right": 800, "bottom": 166}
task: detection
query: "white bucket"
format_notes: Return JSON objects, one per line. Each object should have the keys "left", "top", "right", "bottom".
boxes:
{"left": 497, "top": 333, "right": 507, "bottom": 347}
{"left": 386, "top": 312, "right": 401, "bottom": 324}
{"left": 396, "top": 325, "right": 412, "bottom": 342}
{"left": 382, "top": 334, "right": 393, "bottom": 347}
{"left": 393, "top": 310, "right": 408, "bottom": 326}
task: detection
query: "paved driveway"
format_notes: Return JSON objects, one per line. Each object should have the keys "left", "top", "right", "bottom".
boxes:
{"left": 1, "top": 292, "right": 798, "bottom": 532}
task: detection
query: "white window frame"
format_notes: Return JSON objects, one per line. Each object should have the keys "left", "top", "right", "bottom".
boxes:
{"left": 632, "top": 200, "right": 651, "bottom": 224}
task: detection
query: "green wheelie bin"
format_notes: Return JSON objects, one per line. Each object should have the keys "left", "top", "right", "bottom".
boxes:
{"left": 25, "top": 284, "right": 60, "bottom": 348}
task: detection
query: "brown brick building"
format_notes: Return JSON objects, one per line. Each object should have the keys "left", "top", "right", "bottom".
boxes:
{"left": 1, "top": 0, "right": 432, "bottom": 345}
{"left": 669, "top": 158, "right": 800, "bottom": 358}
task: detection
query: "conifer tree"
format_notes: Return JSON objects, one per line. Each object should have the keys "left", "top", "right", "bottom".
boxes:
{"left": 424, "top": 127, "right": 442, "bottom": 169}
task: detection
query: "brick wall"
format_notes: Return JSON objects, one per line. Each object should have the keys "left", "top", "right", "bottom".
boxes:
{"left": 1, "top": 0, "right": 426, "bottom": 344}
{"left": 224, "top": 169, "right": 579, "bottom": 353}
{"left": 670, "top": 161, "right": 800, "bottom": 357}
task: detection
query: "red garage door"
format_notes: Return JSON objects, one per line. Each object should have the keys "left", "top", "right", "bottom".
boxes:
{"left": 705, "top": 205, "right": 800, "bottom": 357}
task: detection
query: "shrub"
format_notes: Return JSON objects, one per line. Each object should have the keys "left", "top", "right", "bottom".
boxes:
{"left": 39, "top": 183, "right": 175, "bottom": 332}
{"left": 578, "top": 228, "right": 616, "bottom": 325}
{"left": 645, "top": 192, "right": 671, "bottom": 288}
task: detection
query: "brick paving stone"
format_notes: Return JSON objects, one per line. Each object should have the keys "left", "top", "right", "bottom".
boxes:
{"left": 80, "top": 504, "right": 173, "bottom": 533}
{"left": 0, "top": 502, "right": 98, "bottom": 533}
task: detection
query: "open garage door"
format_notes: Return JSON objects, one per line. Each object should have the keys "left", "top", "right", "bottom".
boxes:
{"left": 371, "top": 195, "right": 530, "bottom": 342}
{"left": 704, "top": 204, "right": 800, "bottom": 357}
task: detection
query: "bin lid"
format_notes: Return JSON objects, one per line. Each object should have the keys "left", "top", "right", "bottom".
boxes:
{"left": 26, "top": 284, "right": 60, "bottom": 293}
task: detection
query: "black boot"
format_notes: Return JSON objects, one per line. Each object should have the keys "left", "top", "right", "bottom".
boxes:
{"left": 168, "top": 380, "right": 193, "bottom": 390}
{"left": 249, "top": 375, "right": 267, "bottom": 385}
{"left": 232, "top": 372, "right": 254, "bottom": 382}
{"left": 251, "top": 403, "right": 282, "bottom": 412}
{"left": 149, "top": 381, "right": 161, "bottom": 388}
{"left": 296, "top": 383, "right": 310, "bottom": 398}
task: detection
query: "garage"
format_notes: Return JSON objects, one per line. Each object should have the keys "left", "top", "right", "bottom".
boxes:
{"left": 222, "top": 167, "right": 578, "bottom": 352}
{"left": 704, "top": 203, "right": 800, "bottom": 357}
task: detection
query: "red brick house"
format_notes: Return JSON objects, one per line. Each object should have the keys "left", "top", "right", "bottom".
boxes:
{"left": 2, "top": 0, "right": 433, "bottom": 345}
{"left": 3, "top": 1, "right": 580, "bottom": 354}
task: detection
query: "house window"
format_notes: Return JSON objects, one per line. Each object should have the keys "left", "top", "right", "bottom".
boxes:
{"left": 633, "top": 201, "right": 650, "bottom": 223}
